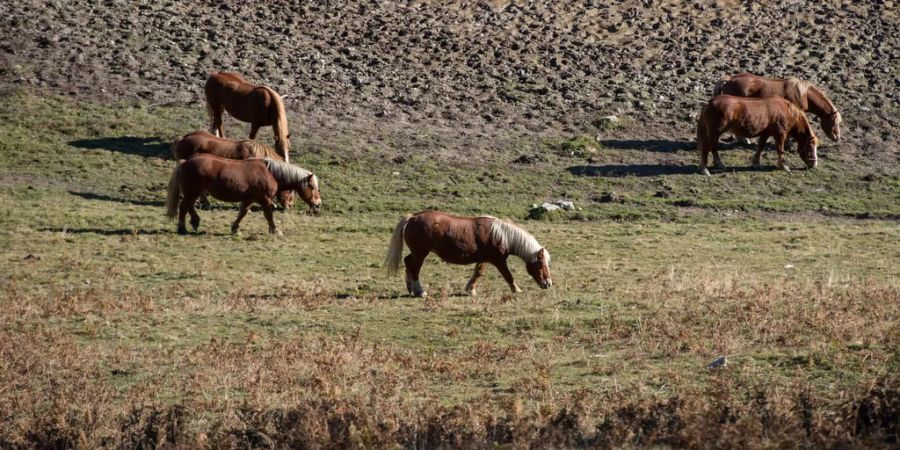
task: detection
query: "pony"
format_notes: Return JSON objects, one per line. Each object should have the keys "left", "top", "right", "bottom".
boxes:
{"left": 170, "top": 130, "right": 294, "bottom": 209}
{"left": 714, "top": 73, "right": 841, "bottom": 141}
{"left": 696, "top": 95, "right": 818, "bottom": 175}
{"left": 384, "top": 211, "right": 552, "bottom": 297}
{"left": 172, "top": 130, "right": 288, "bottom": 161}
{"left": 165, "top": 154, "right": 320, "bottom": 235}
{"left": 204, "top": 71, "right": 291, "bottom": 162}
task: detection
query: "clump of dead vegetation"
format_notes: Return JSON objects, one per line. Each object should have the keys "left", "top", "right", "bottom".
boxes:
{"left": 1, "top": 278, "right": 897, "bottom": 448}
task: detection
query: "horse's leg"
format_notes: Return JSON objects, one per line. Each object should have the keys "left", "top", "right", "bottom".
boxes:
{"left": 177, "top": 194, "right": 199, "bottom": 234}
{"left": 752, "top": 135, "right": 768, "bottom": 167}
{"left": 210, "top": 105, "right": 225, "bottom": 138}
{"left": 494, "top": 259, "right": 523, "bottom": 293}
{"left": 465, "top": 262, "right": 487, "bottom": 296}
{"left": 231, "top": 201, "right": 251, "bottom": 234}
{"left": 188, "top": 203, "right": 201, "bottom": 231}
{"left": 700, "top": 129, "right": 717, "bottom": 176}
{"left": 262, "top": 200, "right": 282, "bottom": 235}
{"left": 775, "top": 134, "right": 791, "bottom": 172}
{"left": 711, "top": 146, "right": 726, "bottom": 170}
{"left": 249, "top": 123, "right": 260, "bottom": 140}
{"left": 404, "top": 252, "right": 428, "bottom": 297}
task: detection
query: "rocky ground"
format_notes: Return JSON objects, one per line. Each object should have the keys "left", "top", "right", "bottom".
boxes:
{"left": 1, "top": 0, "right": 898, "bottom": 163}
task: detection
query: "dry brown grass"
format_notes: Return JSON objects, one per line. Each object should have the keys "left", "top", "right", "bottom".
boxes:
{"left": 1, "top": 277, "right": 897, "bottom": 449}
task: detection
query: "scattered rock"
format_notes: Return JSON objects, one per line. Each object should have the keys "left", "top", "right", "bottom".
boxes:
{"left": 595, "top": 115, "right": 620, "bottom": 129}
{"left": 596, "top": 192, "right": 621, "bottom": 203}
{"left": 707, "top": 356, "right": 727, "bottom": 369}
{"left": 527, "top": 201, "right": 576, "bottom": 220}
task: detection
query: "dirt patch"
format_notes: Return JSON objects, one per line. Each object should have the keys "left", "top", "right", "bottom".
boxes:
{"left": 0, "top": 1, "right": 897, "bottom": 164}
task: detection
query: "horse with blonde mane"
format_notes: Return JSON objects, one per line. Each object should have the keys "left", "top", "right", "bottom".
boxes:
{"left": 384, "top": 211, "right": 552, "bottom": 297}
{"left": 171, "top": 130, "right": 294, "bottom": 209}
{"left": 165, "top": 154, "right": 320, "bottom": 235}
{"left": 697, "top": 95, "right": 818, "bottom": 175}
{"left": 714, "top": 72, "right": 842, "bottom": 142}
{"left": 204, "top": 72, "right": 291, "bottom": 162}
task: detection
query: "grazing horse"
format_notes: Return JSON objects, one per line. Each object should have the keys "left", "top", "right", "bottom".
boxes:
{"left": 714, "top": 73, "right": 842, "bottom": 141}
{"left": 170, "top": 130, "right": 294, "bottom": 209}
{"left": 384, "top": 211, "right": 552, "bottom": 297}
{"left": 204, "top": 71, "right": 291, "bottom": 162}
{"left": 696, "top": 95, "right": 818, "bottom": 175}
{"left": 165, "top": 154, "right": 320, "bottom": 235}
{"left": 172, "top": 130, "right": 288, "bottom": 162}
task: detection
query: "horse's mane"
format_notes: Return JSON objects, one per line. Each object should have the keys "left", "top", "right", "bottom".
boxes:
{"left": 239, "top": 140, "right": 283, "bottom": 161}
{"left": 807, "top": 84, "right": 839, "bottom": 116}
{"left": 262, "top": 87, "right": 290, "bottom": 161}
{"left": 264, "top": 158, "right": 316, "bottom": 189}
{"left": 488, "top": 218, "right": 549, "bottom": 264}
{"left": 784, "top": 78, "right": 810, "bottom": 110}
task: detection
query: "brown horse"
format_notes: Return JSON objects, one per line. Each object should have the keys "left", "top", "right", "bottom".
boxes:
{"left": 204, "top": 71, "right": 291, "bottom": 162}
{"left": 172, "top": 130, "right": 288, "bottom": 161}
{"left": 697, "top": 95, "right": 818, "bottom": 175}
{"left": 714, "top": 73, "right": 841, "bottom": 141}
{"left": 165, "top": 154, "right": 320, "bottom": 235}
{"left": 384, "top": 211, "right": 552, "bottom": 297}
{"left": 170, "top": 130, "right": 294, "bottom": 209}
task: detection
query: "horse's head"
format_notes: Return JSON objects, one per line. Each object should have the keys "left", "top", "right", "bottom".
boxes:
{"left": 822, "top": 111, "right": 842, "bottom": 142}
{"left": 798, "top": 132, "right": 819, "bottom": 169}
{"left": 298, "top": 173, "right": 322, "bottom": 215}
{"left": 276, "top": 190, "right": 295, "bottom": 210}
{"left": 526, "top": 248, "right": 553, "bottom": 289}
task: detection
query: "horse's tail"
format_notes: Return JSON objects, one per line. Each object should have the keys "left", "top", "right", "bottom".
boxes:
{"left": 265, "top": 87, "right": 290, "bottom": 163}
{"left": 384, "top": 215, "right": 412, "bottom": 276}
{"left": 712, "top": 75, "right": 731, "bottom": 96}
{"left": 165, "top": 163, "right": 182, "bottom": 219}
{"left": 170, "top": 137, "right": 182, "bottom": 160}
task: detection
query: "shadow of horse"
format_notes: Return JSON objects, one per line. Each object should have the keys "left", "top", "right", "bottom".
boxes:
{"left": 568, "top": 164, "right": 779, "bottom": 178}
{"left": 599, "top": 139, "right": 695, "bottom": 153}
{"left": 38, "top": 227, "right": 170, "bottom": 236}
{"left": 567, "top": 164, "right": 697, "bottom": 177}
{"left": 69, "top": 136, "right": 170, "bottom": 158}
{"left": 69, "top": 191, "right": 165, "bottom": 207}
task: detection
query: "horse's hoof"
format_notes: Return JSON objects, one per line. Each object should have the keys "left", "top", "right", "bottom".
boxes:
{"left": 713, "top": 161, "right": 726, "bottom": 170}
{"left": 780, "top": 165, "right": 791, "bottom": 173}
{"left": 700, "top": 168, "right": 711, "bottom": 176}
{"left": 414, "top": 290, "right": 427, "bottom": 298}
{"left": 177, "top": 228, "right": 188, "bottom": 235}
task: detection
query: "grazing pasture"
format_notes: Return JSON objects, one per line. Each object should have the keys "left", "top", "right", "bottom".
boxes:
{"left": 0, "top": 91, "right": 897, "bottom": 447}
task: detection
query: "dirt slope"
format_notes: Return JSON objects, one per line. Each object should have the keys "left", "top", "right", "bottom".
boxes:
{"left": 1, "top": 0, "right": 898, "bottom": 161}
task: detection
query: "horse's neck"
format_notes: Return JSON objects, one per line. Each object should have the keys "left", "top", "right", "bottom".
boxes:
{"left": 805, "top": 86, "right": 836, "bottom": 117}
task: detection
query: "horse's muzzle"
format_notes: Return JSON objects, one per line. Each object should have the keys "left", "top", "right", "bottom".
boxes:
{"left": 309, "top": 204, "right": 322, "bottom": 216}
{"left": 541, "top": 280, "right": 552, "bottom": 289}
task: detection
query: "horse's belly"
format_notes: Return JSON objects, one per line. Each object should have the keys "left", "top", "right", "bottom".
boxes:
{"left": 433, "top": 247, "right": 480, "bottom": 265}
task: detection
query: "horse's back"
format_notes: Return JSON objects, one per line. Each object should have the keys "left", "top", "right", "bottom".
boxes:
{"left": 175, "top": 130, "right": 236, "bottom": 159}
{"left": 405, "top": 211, "right": 495, "bottom": 262}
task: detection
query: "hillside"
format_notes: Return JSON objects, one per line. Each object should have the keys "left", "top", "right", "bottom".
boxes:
{"left": 0, "top": 1, "right": 898, "bottom": 448}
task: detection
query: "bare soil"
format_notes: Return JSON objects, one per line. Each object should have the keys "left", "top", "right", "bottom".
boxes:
{"left": 1, "top": 0, "right": 898, "bottom": 166}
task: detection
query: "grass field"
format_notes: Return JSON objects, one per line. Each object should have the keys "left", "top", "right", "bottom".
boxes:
{"left": 1, "top": 90, "right": 898, "bottom": 447}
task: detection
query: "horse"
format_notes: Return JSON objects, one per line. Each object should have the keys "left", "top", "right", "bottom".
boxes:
{"left": 170, "top": 130, "right": 294, "bottom": 209}
{"left": 165, "top": 154, "right": 320, "bottom": 235}
{"left": 713, "top": 73, "right": 841, "bottom": 142}
{"left": 204, "top": 71, "right": 291, "bottom": 162}
{"left": 696, "top": 95, "right": 818, "bottom": 176}
{"left": 384, "top": 211, "right": 552, "bottom": 297}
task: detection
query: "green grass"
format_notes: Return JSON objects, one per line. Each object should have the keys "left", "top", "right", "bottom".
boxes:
{"left": 0, "top": 90, "right": 898, "bottom": 446}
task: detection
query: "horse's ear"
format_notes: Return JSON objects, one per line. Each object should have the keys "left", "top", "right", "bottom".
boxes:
{"left": 536, "top": 248, "right": 546, "bottom": 261}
